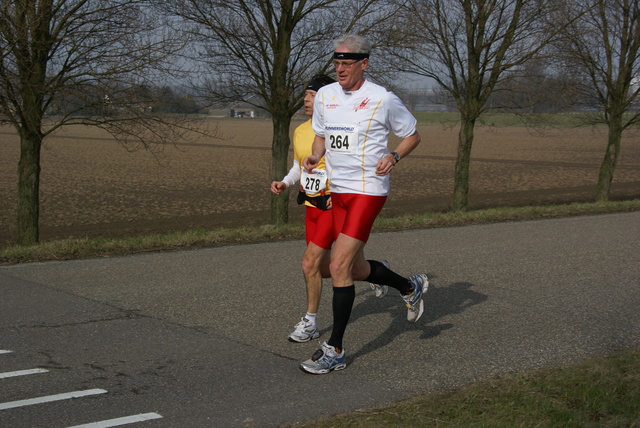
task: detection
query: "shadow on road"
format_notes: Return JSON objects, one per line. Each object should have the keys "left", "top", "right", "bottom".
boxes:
{"left": 316, "top": 275, "right": 489, "bottom": 362}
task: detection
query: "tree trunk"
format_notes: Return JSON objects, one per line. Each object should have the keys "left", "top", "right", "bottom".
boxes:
{"left": 270, "top": 114, "right": 292, "bottom": 225}
{"left": 595, "top": 114, "right": 623, "bottom": 202}
{"left": 452, "top": 117, "right": 475, "bottom": 211}
{"left": 17, "top": 128, "right": 42, "bottom": 245}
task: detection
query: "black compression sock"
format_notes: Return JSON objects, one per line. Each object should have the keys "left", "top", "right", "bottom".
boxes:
{"left": 365, "top": 260, "right": 412, "bottom": 294}
{"left": 327, "top": 285, "right": 355, "bottom": 351}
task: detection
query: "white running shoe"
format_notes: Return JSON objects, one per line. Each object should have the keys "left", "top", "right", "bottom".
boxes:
{"left": 369, "top": 260, "right": 390, "bottom": 298}
{"left": 403, "top": 274, "right": 428, "bottom": 322}
{"left": 299, "top": 342, "right": 346, "bottom": 374}
{"left": 288, "top": 317, "right": 320, "bottom": 343}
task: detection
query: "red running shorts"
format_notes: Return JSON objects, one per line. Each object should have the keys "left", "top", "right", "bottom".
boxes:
{"left": 305, "top": 205, "right": 334, "bottom": 250}
{"left": 330, "top": 193, "right": 387, "bottom": 243}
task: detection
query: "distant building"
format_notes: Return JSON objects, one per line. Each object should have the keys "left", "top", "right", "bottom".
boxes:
{"left": 230, "top": 108, "right": 255, "bottom": 118}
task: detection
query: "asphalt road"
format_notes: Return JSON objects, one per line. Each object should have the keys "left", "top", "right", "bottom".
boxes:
{"left": 1, "top": 212, "right": 639, "bottom": 427}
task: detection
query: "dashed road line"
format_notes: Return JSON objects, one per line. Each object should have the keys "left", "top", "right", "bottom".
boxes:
{"left": 66, "top": 412, "right": 163, "bottom": 427}
{"left": 0, "top": 368, "right": 49, "bottom": 379}
{"left": 1, "top": 353, "right": 163, "bottom": 425}
{"left": 0, "top": 388, "right": 107, "bottom": 411}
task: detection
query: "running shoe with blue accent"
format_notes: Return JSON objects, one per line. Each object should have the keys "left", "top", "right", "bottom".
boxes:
{"left": 369, "top": 260, "right": 390, "bottom": 298}
{"left": 299, "top": 342, "right": 346, "bottom": 374}
{"left": 403, "top": 274, "right": 428, "bottom": 322}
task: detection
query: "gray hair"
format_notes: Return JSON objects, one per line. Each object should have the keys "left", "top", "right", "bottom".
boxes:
{"left": 333, "top": 34, "right": 371, "bottom": 54}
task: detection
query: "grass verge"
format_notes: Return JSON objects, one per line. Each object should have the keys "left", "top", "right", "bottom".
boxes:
{"left": 287, "top": 348, "right": 640, "bottom": 428}
{"left": 1, "top": 199, "right": 638, "bottom": 265}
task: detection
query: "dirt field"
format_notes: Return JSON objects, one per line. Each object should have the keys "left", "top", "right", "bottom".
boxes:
{"left": 1, "top": 118, "right": 639, "bottom": 245}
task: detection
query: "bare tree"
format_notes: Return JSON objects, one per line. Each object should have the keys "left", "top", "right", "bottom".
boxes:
{"left": 557, "top": 0, "right": 640, "bottom": 201}
{"left": 389, "top": 0, "right": 565, "bottom": 211}
{"left": 167, "top": 0, "right": 391, "bottom": 224}
{"left": 0, "top": 0, "right": 197, "bottom": 245}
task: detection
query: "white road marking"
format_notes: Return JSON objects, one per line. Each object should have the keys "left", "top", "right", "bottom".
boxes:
{"left": 0, "top": 388, "right": 107, "bottom": 411}
{"left": 66, "top": 412, "right": 163, "bottom": 427}
{"left": 0, "top": 368, "right": 49, "bottom": 379}
{"left": 0, "top": 351, "right": 162, "bottom": 425}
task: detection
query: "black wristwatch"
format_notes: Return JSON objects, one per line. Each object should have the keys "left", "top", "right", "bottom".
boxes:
{"left": 390, "top": 152, "right": 400, "bottom": 164}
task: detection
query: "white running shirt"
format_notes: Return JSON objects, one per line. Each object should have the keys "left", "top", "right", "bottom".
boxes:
{"left": 312, "top": 80, "right": 417, "bottom": 195}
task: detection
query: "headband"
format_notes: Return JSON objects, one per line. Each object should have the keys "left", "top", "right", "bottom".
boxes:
{"left": 333, "top": 52, "right": 369, "bottom": 60}
{"left": 306, "top": 79, "right": 327, "bottom": 92}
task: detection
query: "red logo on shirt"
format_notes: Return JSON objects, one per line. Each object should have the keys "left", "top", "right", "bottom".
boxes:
{"left": 355, "top": 98, "right": 370, "bottom": 112}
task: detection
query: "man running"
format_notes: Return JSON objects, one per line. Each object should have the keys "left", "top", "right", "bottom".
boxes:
{"left": 300, "top": 34, "right": 429, "bottom": 375}
{"left": 271, "top": 74, "right": 389, "bottom": 343}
